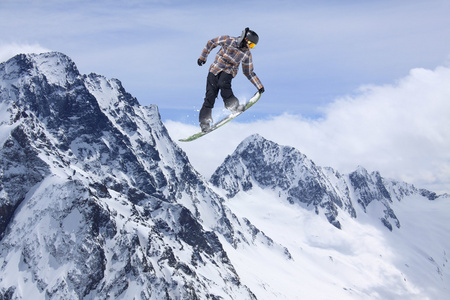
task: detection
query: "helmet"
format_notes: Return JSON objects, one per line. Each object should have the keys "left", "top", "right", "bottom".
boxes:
{"left": 238, "top": 27, "right": 259, "bottom": 49}
{"left": 245, "top": 30, "right": 259, "bottom": 45}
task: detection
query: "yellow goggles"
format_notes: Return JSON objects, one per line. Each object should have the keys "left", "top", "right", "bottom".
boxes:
{"left": 247, "top": 40, "right": 256, "bottom": 49}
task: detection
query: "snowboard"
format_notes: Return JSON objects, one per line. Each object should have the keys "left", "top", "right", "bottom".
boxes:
{"left": 179, "top": 91, "right": 262, "bottom": 142}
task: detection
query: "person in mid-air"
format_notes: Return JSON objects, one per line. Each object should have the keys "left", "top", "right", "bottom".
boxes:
{"left": 197, "top": 27, "right": 265, "bottom": 132}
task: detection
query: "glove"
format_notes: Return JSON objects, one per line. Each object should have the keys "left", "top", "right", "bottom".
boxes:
{"left": 258, "top": 87, "right": 265, "bottom": 94}
{"left": 197, "top": 58, "right": 206, "bottom": 66}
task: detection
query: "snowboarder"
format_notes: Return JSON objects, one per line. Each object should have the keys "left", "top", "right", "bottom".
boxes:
{"left": 197, "top": 27, "right": 265, "bottom": 132}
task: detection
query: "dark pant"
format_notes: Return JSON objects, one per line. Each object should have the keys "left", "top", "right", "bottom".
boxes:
{"left": 199, "top": 72, "right": 239, "bottom": 124}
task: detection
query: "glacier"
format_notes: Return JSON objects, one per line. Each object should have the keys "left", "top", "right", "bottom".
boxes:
{"left": 0, "top": 52, "right": 449, "bottom": 299}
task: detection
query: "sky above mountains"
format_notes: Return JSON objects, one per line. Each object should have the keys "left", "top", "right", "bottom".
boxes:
{"left": 1, "top": 0, "right": 449, "bottom": 117}
{"left": 1, "top": 0, "right": 450, "bottom": 193}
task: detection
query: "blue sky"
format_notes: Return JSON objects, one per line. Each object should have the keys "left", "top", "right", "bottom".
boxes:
{"left": 2, "top": 0, "right": 449, "bottom": 120}
{"left": 1, "top": 0, "right": 450, "bottom": 193}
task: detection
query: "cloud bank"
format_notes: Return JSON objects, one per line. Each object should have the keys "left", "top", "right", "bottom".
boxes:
{"left": 166, "top": 65, "right": 450, "bottom": 194}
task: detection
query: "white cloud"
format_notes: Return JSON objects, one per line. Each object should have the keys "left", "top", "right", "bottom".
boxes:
{"left": 0, "top": 43, "right": 51, "bottom": 63}
{"left": 166, "top": 65, "right": 450, "bottom": 194}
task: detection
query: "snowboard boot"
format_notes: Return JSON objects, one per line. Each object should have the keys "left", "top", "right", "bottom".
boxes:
{"left": 200, "top": 122, "right": 211, "bottom": 133}
{"left": 199, "top": 105, "right": 213, "bottom": 133}
{"left": 231, "top": 104, "right": 245, "bottom": 113}
{"left": 225, "top": 96, "right": 244, "bottom": 114}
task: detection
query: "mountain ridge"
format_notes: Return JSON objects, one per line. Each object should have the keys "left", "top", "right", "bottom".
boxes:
{"left": 210, "top": 133, "right": 443, "bottom": 231}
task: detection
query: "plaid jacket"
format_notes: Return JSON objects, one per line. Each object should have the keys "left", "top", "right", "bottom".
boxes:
{"left": 199, "top": 35, "right": 263, "bottom": 90}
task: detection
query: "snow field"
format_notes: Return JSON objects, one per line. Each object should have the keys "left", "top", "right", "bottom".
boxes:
{"left": 222, "top": 185, "right": 448, "bottom": 299}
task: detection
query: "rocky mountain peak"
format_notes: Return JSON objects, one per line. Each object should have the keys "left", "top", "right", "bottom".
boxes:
{"left": 1, "top": 52, "right": 79, "bottom": 87}
{"left": 211, "top": 134, "right": 348, "bottom": 228}
{"left": 0, "top": 52, "right": 259, "bottom": 299}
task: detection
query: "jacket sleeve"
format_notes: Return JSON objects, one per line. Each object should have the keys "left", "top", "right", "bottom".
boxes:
{"left": 242, "top": 53, "right": 264, "bottom": 90}
{"left": 199, "top": 35, "right": 229, "bottom": 61}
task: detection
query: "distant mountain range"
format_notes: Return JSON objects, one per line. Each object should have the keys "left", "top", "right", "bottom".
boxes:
{"left": 0, "top": 52, "right": 448, "bottom": 299}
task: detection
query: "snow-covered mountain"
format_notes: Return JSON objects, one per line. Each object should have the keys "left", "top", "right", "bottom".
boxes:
{"left": 0, "top": 52, "right": 449, "bottom": 299}
{"left": 211, "top": 134, "right": 450, "bottom": 299}
{"left": 211, "top": 134, "right": 439, "bottom": 231}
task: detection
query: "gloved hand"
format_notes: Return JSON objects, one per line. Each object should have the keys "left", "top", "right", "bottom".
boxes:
{"left": 197, "top": 58, "right": 206, "bottom": 66}
{"left": 258, "top": 87, "right": 265, "bottom": 94}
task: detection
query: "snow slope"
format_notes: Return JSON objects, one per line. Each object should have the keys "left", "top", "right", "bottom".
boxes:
{"left": 221, "top": 186, "right": 449, "bottom": 299}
